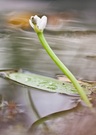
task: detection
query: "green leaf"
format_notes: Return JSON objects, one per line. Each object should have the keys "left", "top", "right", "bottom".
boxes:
{"left": 0, "top": 69, "right": 91, "bottom": 96}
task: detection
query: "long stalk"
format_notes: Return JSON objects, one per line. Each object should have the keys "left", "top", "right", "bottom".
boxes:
{"left": 37, "top": 32, "right": 92, "bottom": 108}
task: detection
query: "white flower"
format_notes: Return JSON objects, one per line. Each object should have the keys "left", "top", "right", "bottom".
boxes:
{"left": 29, "top": 15, "right": 47, "bottom": 32}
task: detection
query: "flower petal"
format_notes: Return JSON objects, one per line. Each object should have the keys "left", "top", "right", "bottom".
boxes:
{"left": 29, "top": 16, "right": 34, "bottom": 29}
{"left": 39, "top": 16, "right": 47, "bottom": 30}
{"left": 34, "top": 15, "right": 41, "bottom": 25}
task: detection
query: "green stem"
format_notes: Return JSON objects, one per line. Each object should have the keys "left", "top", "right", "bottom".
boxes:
{"left": 37, "top": 32, "right": 92, "bottom": 108}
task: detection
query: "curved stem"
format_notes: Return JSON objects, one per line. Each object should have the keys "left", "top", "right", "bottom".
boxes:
{"left": 37, "top": 32, "right": 92, "bottom": 108}
{"left": 27, "top": 89, "right": 40, "bottom": 119}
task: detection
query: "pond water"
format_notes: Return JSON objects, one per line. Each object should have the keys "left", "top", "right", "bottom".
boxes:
{"left": 0, "top": 16, "right": 96, "bottom": 80}
{"left": 0, "top": 2, "right": 96, "bottom": 133}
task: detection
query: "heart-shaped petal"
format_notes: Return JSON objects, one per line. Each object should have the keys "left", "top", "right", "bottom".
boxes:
{"left": 29, "top": 15, "right": 47, "bottom": 32}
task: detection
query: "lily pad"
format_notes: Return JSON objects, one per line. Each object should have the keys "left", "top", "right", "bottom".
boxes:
{"left": 0, "top": 69, "right": 92, "bottom": 96}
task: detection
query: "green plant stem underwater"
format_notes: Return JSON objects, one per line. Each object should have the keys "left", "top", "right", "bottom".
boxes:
{"left": 36, "top": 32, "right": 92, "bottom": 108}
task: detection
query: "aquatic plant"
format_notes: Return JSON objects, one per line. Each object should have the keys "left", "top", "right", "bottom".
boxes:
{"left": 29, "top": 15, "right": 92, "bottom": 108}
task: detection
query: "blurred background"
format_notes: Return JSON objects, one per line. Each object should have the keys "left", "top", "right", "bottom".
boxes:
{"left": 0, "top": 0, "right": 96, "bottom": 24}
{"left": 0, "top": 0, "right": 96, "bottom": 133}
{"left": 0, "top": 0, "right": 96, "bottom": 79}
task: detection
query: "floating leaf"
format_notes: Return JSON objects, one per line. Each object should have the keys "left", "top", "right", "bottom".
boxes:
{"left": 0, "top": 69, "right": 91, "bottom": 96}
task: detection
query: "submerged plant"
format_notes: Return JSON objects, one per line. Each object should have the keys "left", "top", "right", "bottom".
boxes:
{"left": 29, "top": 15, "right": 92, "bottom": 108}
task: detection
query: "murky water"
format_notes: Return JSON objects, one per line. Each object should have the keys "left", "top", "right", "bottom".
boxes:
{"left": 0, "top": 2, "right": 96, "bottom": 133}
